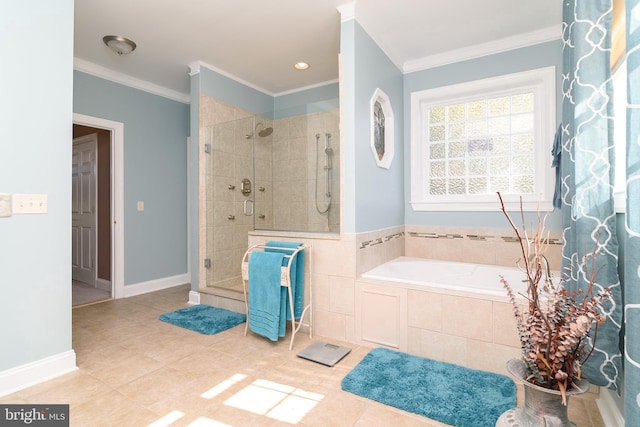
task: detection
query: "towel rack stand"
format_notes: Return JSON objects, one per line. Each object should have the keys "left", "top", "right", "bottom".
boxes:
{"left": 241, "top": 243, "right": 312, "bottom": 350}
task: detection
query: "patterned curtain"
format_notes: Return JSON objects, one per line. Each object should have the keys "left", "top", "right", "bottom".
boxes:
{"left": 625, "top": 0, "right": 640, "bottom": 420}
{"left": 561, "top": 0, "right": 623, "bottom": 391}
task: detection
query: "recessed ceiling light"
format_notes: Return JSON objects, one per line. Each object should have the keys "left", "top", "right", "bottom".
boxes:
{"left": 294, "top": 62, "right": 310, "bottom": 70}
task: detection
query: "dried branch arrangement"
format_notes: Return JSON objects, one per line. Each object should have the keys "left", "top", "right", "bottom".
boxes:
{"left": 497, "top": 192, "right": 611, "bottom": 404}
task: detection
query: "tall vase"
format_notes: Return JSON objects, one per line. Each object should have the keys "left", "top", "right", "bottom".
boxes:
{"left": 495, "top": 359, "right": 589, "bottom": 427}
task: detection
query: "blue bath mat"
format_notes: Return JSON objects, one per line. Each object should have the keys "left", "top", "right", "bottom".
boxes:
{"left": 159, "top": 304, "right": 246, "bottom": 335}
{"left": 341, "top": 348, "right": 515, "bottom": 427}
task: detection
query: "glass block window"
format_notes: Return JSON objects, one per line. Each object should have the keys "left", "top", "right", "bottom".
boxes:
{"left": 410, "top": 67, "right": 556, "bottom": 212}
{"left": 425, "top": 93, "right": 535, "bottom": 197}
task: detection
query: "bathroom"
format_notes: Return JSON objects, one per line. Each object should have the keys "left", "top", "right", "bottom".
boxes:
{"left": 5, "top": 2, "right": 637, "bottom": 425}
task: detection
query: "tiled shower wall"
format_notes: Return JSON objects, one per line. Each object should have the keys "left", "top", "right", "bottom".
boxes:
{"left": 198, "top": 94, "right": 341, "bottom": 296}
{"left": 269, "top": 109, "right": 340, "bottom": 233}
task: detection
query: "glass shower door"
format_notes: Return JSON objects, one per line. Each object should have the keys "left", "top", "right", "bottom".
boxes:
{"left": 204, "top": 116, "right": 256, "bottom": 295}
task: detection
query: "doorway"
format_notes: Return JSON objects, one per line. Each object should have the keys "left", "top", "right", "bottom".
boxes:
{"left": 72, "top": 129, "right": 109, "bottom": 305}
{"left": 72, "top": 113, "right": 125, "bottom": 303}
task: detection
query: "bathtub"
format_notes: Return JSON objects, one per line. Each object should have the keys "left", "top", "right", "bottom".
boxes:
{"left": 361, "top": 256, "right": 534, "bottom": 299}
{"left": 355, "top": 256, "right": 543, "bottom": 373}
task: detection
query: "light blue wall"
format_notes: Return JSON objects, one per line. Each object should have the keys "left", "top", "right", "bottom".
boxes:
{"left": 353, "top": 21, "right": 405, "bottom": 232}
{"left": 403, "top": 40, "right": 564, "bottom": 231}
{"left": 0, "top": 0, "right": 74, "bottom": 370}
{"left": 274, "top": 83, "right": 339, "bottom": 118}
{"left": 199, "top": 66, "right": 273, "bottom": 117}
{"left": 73, "top": 72, "right": 190, "bottom": 285}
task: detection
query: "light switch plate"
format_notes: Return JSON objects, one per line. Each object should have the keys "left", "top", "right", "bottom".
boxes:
{"left": 12, "top": 194, "right": 48, "bottom": 214}
{"left": 137, "top": 201, "right": 144, "bottom": 211}
{"left": 0, "top": 194, "right": 11, "bottom": 217}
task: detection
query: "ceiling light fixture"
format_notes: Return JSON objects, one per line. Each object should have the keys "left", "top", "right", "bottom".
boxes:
{"left": 293, "top": 62, "right": 310, "bottom": 70}
{"left": 103, "top": 35, "right": 137, "bottom": 56}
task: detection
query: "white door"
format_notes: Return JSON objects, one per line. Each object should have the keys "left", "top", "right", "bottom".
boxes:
{"left": 72, "top": 134, "right": 97, "bottom": 286}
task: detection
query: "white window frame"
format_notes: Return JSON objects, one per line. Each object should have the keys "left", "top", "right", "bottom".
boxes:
{"left": 410, "top": 66, "right": 556, "bottom": 212}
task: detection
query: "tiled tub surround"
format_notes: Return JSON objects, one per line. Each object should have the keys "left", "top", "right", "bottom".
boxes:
{"left": 355, "top": 258, "right": 526, "bottom": 376}
{"left": 354, "top": 225, "right": 563, "bottom": 376}
{"left": 405, "top": 225, "right": 563, "bottom": 271}
{"left": 356, "top": 226, "right": 405, "bottom": 277}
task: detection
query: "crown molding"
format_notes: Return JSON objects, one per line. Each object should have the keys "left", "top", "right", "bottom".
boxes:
{"left": 274, "top": 78, "right": 339, "bottom": 97}
{"left": 73, "top": 58, "right": 190, "bottom": 104}
{"left": 188, "top": 60, "right": 274, "bottom": 96}
{"left": 403, "top": 25, "right": 561, "bottom": 74}
{"left": 337, "top": 2, "right": 355, "bottom": 22}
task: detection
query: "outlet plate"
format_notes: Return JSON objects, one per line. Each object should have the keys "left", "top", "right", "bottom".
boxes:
{"left": 13, "top": 194, "right": 48, "bottom": 214}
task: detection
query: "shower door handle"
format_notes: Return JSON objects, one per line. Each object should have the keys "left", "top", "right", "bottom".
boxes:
{"left": 243, "top": 199, "right": 254, "bottom": 216}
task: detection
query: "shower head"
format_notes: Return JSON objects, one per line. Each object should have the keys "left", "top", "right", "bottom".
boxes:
{"left": 325, "top": 147, "right": 334, "bottom": 155}
{"left": 255, "top": 122, "right": 273, "bottom": 138}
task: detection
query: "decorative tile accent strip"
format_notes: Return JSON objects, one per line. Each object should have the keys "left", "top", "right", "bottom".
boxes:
{"left": 359, "top": 231, "right": 405, "bottom": 249}
{"left": 384, "top": 232, "right": 404, "bottom": 242}
{"left": 408, "top": 232, "right": 563, "bottom": 245}
{"left": 369, "top": 238, "right": 384, "bottom": 246}
{"left": 358, "top": 230, "right": 561, "bottom": 250}
{"left": 408, "top": 232, "right": 465, "bottom": 239}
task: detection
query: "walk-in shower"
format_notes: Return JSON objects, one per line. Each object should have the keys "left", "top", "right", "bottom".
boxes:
{"left": 201, "top": 100, "right": 340, "bottom": 295}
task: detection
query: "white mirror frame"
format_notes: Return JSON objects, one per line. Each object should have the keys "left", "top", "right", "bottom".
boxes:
{"left": 370, "top": 88, "right": 394, "bottom": 169}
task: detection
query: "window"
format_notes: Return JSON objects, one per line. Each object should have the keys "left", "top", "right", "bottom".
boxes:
{"left": 410, "top": 67, "right": 556, "bottom": 211}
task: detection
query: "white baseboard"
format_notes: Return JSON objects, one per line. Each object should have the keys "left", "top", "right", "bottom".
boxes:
{"left": 96, "top": 278, "right": 111, "bottom": 293}
{"left": 0, "top": 350, "right": 77, "bottom": 398}
{"left": 188, "top": 291, "right": 200, "bottom": 305}
{"left": 123, "top": 273, "right": 189, "bottom": 298}
{"left": 596, "top": 387, "right": 625, "bottom": 427}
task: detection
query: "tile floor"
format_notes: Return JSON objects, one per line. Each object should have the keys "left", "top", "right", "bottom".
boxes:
{"left": 2, "top": 284, "right": 606, "bottom": 426}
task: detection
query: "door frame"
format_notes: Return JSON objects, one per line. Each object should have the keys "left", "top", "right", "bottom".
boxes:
{"left": 73, "top": 113, "right": 125, "bottom": 299}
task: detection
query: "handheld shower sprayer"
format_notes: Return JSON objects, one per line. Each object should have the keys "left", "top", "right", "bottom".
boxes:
{"left": 315, "top": 132, "right": 332, "bottom": 214}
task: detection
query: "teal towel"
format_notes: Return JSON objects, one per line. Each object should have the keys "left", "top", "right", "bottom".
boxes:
{"left": 265, "top": 241, "right": 305, "bottom": 321}
{"left": 248, "top": 251, "right": 286, "bottom": 341}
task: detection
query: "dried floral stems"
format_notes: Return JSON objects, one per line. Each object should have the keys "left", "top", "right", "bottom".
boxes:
{"left": 496, "top": 192, "right": 611, "bottom": 405}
